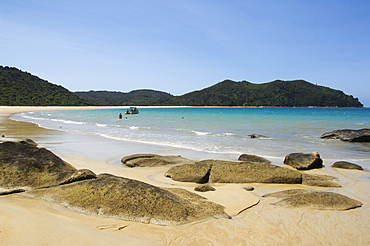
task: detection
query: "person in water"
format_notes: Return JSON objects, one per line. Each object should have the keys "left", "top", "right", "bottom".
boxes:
{"left": 119, "top": 113, "right": 122, "bottom": 119}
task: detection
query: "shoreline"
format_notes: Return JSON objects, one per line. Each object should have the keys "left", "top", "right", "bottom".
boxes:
{"left": 1, "top": 106, "right": 370, "bottom": 245}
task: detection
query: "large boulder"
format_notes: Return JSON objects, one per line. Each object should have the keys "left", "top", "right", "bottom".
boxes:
{"left": 331, "top": 161, "right": 364, "bottom": 170}
{"left": 209, "top": 161, "right": 302, "bottom": 184}
{"left": 271, "top": 190, "right": 362, "bottom": 210}
{"left": 166, "top": 160, "right": 302, "bottom": 184}
{"left": 321, "top": 128, "right": 370, "bottom": 142}
{"left": 27, "top": 174, "right": 229, "bottom": 225}
{"left": 238, "top": 154, "right": 271, "bottom": 164}
{"left": 0, "top": 140, "right": 76, "bottom": 189}
{"left": 121, "top": 154, "right": 195, "bottom": 167}
{"left": 283, "top": 152, "right": 323, "bottom": 170}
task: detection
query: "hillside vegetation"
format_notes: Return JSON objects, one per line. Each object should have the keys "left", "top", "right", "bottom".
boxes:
{"left": 0, "top": 66, "right": 363, "bottom": 107}
{"left": 0, "top": 66, "right": 95, "bottom": 106}
{"left": 75, "top": 90, "right": 172, "bottom": 106}
{"left": 163, "top": 80, "right": 363, "bottom": 107}
{"left": 78, "top": 80, "right": 363, "bottom": 107}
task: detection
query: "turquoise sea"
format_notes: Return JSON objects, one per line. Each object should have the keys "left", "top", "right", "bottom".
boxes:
{"left": 13, "top": 107, "right": 370, "bottom": 167}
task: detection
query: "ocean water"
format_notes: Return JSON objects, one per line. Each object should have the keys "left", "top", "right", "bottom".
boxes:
{"left": 13, "top": 107, "right": 370, "bottom": 166}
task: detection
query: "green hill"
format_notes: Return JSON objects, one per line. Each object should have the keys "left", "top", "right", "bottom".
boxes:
{"left": 75, "top": 89, "right": 172, "bottom": 106}
{"left": 163, "top": 80, "right": 363, "bottom": 107}
{"left": 0, "top": 66, "right": 96, "bottom": 106}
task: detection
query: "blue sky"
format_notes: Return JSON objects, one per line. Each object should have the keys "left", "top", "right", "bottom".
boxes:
{"left": 1, "top": 0, "right": 370, "bottom": 106}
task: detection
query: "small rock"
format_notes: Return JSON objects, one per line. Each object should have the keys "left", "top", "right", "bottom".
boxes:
{"left": 331, "top": 161, "right": 363, "bottom": 170}
{"left": 194, "top": 184, "right": 216, "bottom": 192}
{"left": 242, "top": 186, "right": 254, "bottom": 191}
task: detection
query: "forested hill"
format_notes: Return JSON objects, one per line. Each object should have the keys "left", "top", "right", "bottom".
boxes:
{"left": 0, "top": 66, "right": 96, "bottom": 106}
{"left": 75, "top": 90, "right": 172, "bottom": 106}
{"left": 162, "top": 80, "right": 363, "bottom": 107}
{"left": 0, "top": 66, "right": 363, "bottom": 107}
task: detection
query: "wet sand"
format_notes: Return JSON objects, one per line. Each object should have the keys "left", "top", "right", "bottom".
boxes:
{"left": 1, "top": 106, "right": 370, "bottom": 246}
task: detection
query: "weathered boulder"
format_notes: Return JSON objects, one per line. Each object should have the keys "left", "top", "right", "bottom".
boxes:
{"left": 209, "top": 161, "right": 302, "bottom": 184}
{"left": 0, "top": 140, "right": 76, "bottom": 189}
{"left": 27, "top": 174, "right": 229, "bottom": 225}
{"left": 165, "top": 159, "right": 339, "bottom": 187}
{"left": 121, "top": 154, "right": 195, "bottom": 167}
{"left": 302, "top": 173, "right": 340, "bottom": 187}
{"left": 263, "top": 189, "right": 314, "bottom": 198}
{"left": 283, "top": 152, "right": 323, "bottom": 170}
{"left": 238, "top": 154, "right": 271, "bottom": 164}
{"left": 321, "top": 128, "right": 370, "bottom": 142}
{"left": 194, "top": 184, "right": 216, "bottom": 192}
{"left": 165, "top": 161, "right": 212, "bottom": 183}
{"left": 331, "top": 161, "right": 363, "bottom": 170}
{"left": 273, "top": 191, "right": 362, "bottom": 210}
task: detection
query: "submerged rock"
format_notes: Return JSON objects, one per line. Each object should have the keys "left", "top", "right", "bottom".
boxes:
{"left": 273, "top": 191, "right": 362, "bottom": 211}
{"left": 27, "top": 174, "right": 229, "bottom": 225}
{"left": 331, "top": 161, "right": 364, "bottom": 170}
{"left": 0, "top": 140, "right": 76, "bottom": 189}
{"left": 321, "top": 128, "right": 370, "bottom": 142}
{"left": 121, "top": 154, "right": 195, "bottom": 167}
{"left": 283, "top": 152, "right": 323, "bottom": 170}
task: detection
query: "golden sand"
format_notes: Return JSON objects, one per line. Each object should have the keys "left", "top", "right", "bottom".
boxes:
{"left": 0, "top": 106, "right": 370, "bottom": 246}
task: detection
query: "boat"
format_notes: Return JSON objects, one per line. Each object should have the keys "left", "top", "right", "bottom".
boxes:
{"left": 125, "top": 107, "right": 139, "bottom": 114}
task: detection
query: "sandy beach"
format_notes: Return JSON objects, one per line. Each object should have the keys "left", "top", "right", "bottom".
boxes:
{"left": 1, "top": 106, "right": 370, "bottom": 246}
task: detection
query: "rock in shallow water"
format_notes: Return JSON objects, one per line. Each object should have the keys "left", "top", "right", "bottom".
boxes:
{"left": 321, "top": 128, "right": 370, "bottom": 142}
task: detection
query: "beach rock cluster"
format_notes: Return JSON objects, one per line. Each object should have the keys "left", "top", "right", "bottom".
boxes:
{"left": 321, "top": 128, "right": 370, "bottom": 142}
{"left": 264, "top": 189, "right": 362, "bottom": 210}
{"left": 0, "top": 140, "right": 229, "bottom": 225}
{"left": 164, "top": 159, "right": 339, "bottom": 187}
{"left": 121, "top": 154, "right": 195, "bottom": 167}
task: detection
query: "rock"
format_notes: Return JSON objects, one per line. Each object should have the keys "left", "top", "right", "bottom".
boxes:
{"left": 273, "top": 191, "right": 362, "bottom": 210}
{"left": 238, "top": 154, "right": 271, "bottom": 164}
{"left": 59, "top": 169, "right": 97, "bottom": 185}
{"left": 0, "top": 188, "right": 26, "bottom": 195}
{"left": 0, "top": 140, "right": 76, "bottom": 189}
{"left": 165, "top": 161, "right": 212, "bottom": 183}
{"left": 194, "top": 184, "right": 216, "bottom": 192}
{"left": 248, "top": 134, "right": 267, "bottom": 138}
{"left": 209, "top": 161, "right": 302, "bottom": 184}
{"left": 242, "top": 186, "right": 254, "bottom": 191}
{"left": 302, "top": 174, "right": 340, "bottom": 187}
{"left": 320, "top": 128, "right": 370, "bottom": 142}
{"left": 27, "top": 174, "right": 229, "bottom": 225}
{"left": 263, "top": 189, "right": 313, "bottom": 198}
{"left": 331, "top": 161, "right": 363, "bottom": 170}
{"left": 121, "top": 154, "right": 195, "bottom": 167}
{"left": 283, "top": 152, "right": 323, "bottom": 170}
